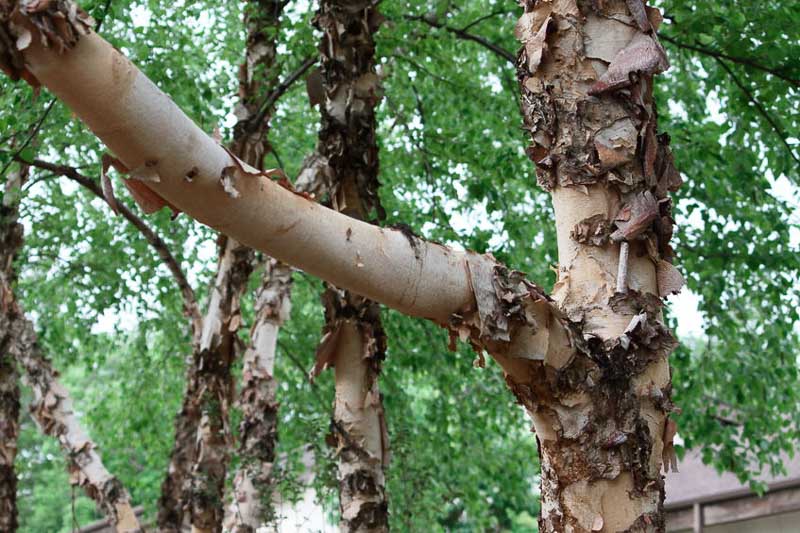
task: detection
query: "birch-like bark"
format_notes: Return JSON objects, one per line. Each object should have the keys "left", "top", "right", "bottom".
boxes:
{"left": 186, "top": 237, "right": 254, "bottom": 533}
{"left": 226, "top": 258, "right": 290, "bottom": 531}
{"left": 0, "top": 0, "right": 572, "bottom": 399}
{"left": 0, "top": 3, "right": 683, "bottom": 527}
{"left": 310, "top": 2, "right": 389, "bottom": 530}
{"left": 0, "top": 342, "right": 18, "bottom": 533}
{"left": 512, "top": 1, "right": 682, "bottom": 530}
{"left": 0, "top": 167, "right": 23, "bottom": 533}
{"left": 219, "top": 4, "right": 288, "bottom": 530}
{"left": 161, "top": 1, "right": 290, "bottom": 528}
{"left": 0, "top": 165, "right": 140, "bottom": 531}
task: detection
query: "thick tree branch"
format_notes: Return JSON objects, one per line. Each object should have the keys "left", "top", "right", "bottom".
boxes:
{"left": 17, "top": 157, "right": 203, "bottom": 329}
{"left": 405, "top": 14, "right": 515, "bottom": 64}
{"left": 1, "top": 6, "right": 571, "bottom": 370}
{"left": 714, "top": 58, "right": 800, "bottom": 166}
{"left": 660, "top": 33, "right": 800, "bottom": 87}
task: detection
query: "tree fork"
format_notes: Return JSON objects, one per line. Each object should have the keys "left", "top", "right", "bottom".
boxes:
{"left": 513, "top": 0, "right": 682, "bottom": 530}
{"left": 0, "top": 1, "right": 687, "bottom": 528}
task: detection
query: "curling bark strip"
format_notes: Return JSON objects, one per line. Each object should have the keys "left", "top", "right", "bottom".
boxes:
{"left": 0, "top": 164, "right": 140, "bottom": 531}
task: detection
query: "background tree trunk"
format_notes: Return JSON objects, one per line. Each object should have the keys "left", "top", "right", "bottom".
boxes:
{"left": 0, "top": 167, "right": 24, "bottom": 533}
{"left": 0, "top": 165, "right": 140, "bottom": 531}
{"left": 313, "top": 2, "right": 390, "bottom": 530}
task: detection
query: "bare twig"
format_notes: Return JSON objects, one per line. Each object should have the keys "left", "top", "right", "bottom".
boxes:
{"left": 714, "top": 58, "right": 800, "bottom": 166}
{"left": 405, "top": 14, "right": 515, "bottom": 64}
{"left": 460, "top": 9, "right": 508, "bottom": 33}
{"left": 248, "top": 55, "right": 317, "bottom": 134}
{"left": 0, "top": 100, "right": 56, "bottom": 179}
{"left": 660, "top": 33, "right": 800, "bottom": 88}
{"left": 17, "top": 157, "right": 203, "bottom": 328}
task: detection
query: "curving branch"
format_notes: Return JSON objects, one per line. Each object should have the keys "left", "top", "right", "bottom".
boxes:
{"left": 459, "top": 9, "right": 508, "bottom": 33}
{"left": 714, "top": 58, "right": 800, "bottom": 166}
{"left": 405, "top": 14, "right": 515, "bottom": 64}
{"left": 248, "top": 55, "right": 317, "bottom": 135}
{"left": 660, "top": 33, "right": 800, "bottom": 88}
{"left": 16, "top": 157, "right": 203, "bottom": 330}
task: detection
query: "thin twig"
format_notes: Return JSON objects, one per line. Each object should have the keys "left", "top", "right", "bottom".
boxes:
{"left": 0, "top": 100, "right": 56, "bottom": 178}
{"left": 405, "top": 15, "right": 515, "bottom": 64}
{"left": 660, "top": 33, "right": 800, "bottom": 88}
{"left": 248, "top": 55, "right": 317, "bottom": 134}
{"left": 460, "top": 9, "right": 508, "bottom": 32}
{"left": 17, "top": 157, "right": 203, "bottom": 328}
{"left": 714, "top": 57, "right": 800, "bottom": 166}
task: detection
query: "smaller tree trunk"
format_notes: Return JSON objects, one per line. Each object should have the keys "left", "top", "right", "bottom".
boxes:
{"left": 9, "top": 317, "right": 141, "bottom": 531}
{"left": 158, "top": 237, "right": 254, "bottom": 533}
{"left": 226, "top": 259, "right": 291, "bottom": 531}
{"left": 0, "top": 162, "right": 141, "bottom": 532}
{"left": 312, "top": 2, "right": 390, "bottom": 530}
{"left": 0, "top": 167, "right": 23, "bottom": 533}
{"left": 0, "top": 346, "right": 18, "bottom": 533}
{"left": 188, "top": 237, "right": 254, "bottom": 533}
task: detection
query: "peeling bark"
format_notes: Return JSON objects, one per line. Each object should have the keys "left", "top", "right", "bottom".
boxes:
{"left": 226, "top": 259, "right": 290, "bottom": 531}
{"left": 0, "top": 4, "right": 681, "bottom": 528}
{"left": 0, "top": 167, "right": 23, "bottom": 533}
{"left": 8, "top": 316, "right": 142, "bottom": 532}
{"left": 311, "top": 2, "right": 390, "bottom": 530}
{"left": 0, "top": 165, "right": 140, "bottom": 531}
{"left": 514, "top": 1, "right": 681, "bottom": 530}
{"left": 220, "top": 2, "right": 293, "bottom": 531}
{"left": 162, "top": 2, "right": 285, "bottom": 530}
{"left": 0, "top": 343, "right": 18, "bottom": 533}
{"left": 157, "top": 235, "right": 254, "bottom": 533}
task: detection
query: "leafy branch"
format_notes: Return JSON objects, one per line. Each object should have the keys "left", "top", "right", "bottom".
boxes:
{"left": 16, "top": 156, "right": 203, "bottom": 328}
{"left": 714, "top": 57, "right": 800, "bottom": 166}
{"left": 405, "top": 14, "right": 515, "bottom": 64}
{"left": 660, "top": 33, "right": 800, "bottom": 88}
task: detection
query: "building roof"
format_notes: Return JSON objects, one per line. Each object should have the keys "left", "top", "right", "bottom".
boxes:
{"left": 665, "top": 450, "right": 800, "bottom": 509}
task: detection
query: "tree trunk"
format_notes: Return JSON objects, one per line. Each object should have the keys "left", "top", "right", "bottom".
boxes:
{"left": 0, "top": 164, "right": 141, "bottom": 531}
{"left": 0, "top": 340, "right": 18, "bottom": 533}
{"left": 160, "top": 2, "right": 287, "bottom": 530}
{"left": 512, "top": 1, "right": 681, "bottom": 530}
{"left": 0, "top": 1, "right": 683, "bottom": 528}
{"left": 0, "top": 167, "right": 24, "bottom": 533}
{"left": 311, "top": 2, "right": 390, "bottom": 530}
{"left": 226, "top": 259, "right": 290, "bottom": 531}
{"left": 187, "top": 237, "right": 254, "bottom": 533}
